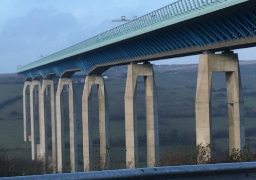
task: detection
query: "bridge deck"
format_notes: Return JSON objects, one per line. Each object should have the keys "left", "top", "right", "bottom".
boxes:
{"left": 17, "top": 0, "right": 256, "bottom": 79}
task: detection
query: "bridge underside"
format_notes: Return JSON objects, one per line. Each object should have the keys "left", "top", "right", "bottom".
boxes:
{"left": 21, "top": 1, "right": 256, "bottom": 79}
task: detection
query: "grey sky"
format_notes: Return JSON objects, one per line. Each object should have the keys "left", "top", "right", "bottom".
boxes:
{"left": 0, "top": 0, "right": 255, "bottom": 74}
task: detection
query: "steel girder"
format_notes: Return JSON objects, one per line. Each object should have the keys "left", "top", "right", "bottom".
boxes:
{"left": 21, "top": 6, "right": 256, "bottom": 79}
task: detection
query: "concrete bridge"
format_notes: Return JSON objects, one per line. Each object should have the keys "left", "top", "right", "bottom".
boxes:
{"left": 17, "top": 0, "right": 256, "bottom": 173}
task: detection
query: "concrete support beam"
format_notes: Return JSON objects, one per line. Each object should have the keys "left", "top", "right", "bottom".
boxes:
{"left": 145, "top": 75, "right": 159, "bottom": 167}
{"left": 125, "top": 63, "right": 159, "bottom": 168}
{"left": 56, "top": 78, "right": 78, "bottom": 173}
{"left": 82, "top": 75, "right": 109, "bottom": 171}
{"left": 39, "top": 80, "right": 57, "bottom": 171}
{"left": 23, "top": 81, "right": 31, "bottom": 142}
{"left": 30, "top": 80, "right": 41, "bottom": 160}
{"left": 226, "top": 69, "right": 245, "bottom": 152}
{"left": 196, "top": 52, "right": 245, "bottom": 162}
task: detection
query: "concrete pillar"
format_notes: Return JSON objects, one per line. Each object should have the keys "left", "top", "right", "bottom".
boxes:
{"left": 56, "top": 78, "right": 78, "bottom": 173}
{"left": 226, "top": 66, "right": 245, "bottom": 152}
{"left": 23, "top": 81, "right": 31, "bottom": 142}
{"left": 82, "top": 75, "right": 109, "bottom": 171}
{"left": 125, "top": 63, "right": 159, "bottom": 168}
{"left": 39, "top": 79, "right": 57, "bottom": 171}
{"left": 196, "top": 51, "right": 245, "bottom": 162}
{"left": 145, "top": 76, "right": 159, "bottom": 167}
{"left": 30, "top": 80, "right": 41, "bottom": 160}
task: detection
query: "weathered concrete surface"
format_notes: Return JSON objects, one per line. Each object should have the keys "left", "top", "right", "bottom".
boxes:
{"left": 30, "top": 80, "right": 41, "bottom": 160}
{"left": 39, "top": 80, "right": 57, "bottom": 172}
{"left": 23, "top": 81, "right": 31, "bottom": 142}
{"left": 56, "top": 78, "right": 77, "bottom": 173}
{"left": 145, "top": 75, "right": 159, "bottom": 167}
{"left": 82, "top": 75, "right": 109, "bottom": 171}
{"left": 196, "top": 52, "right": 245, "bottom": 161}
{"left": 125, "top": 63, "right": 159, "bottom": 168}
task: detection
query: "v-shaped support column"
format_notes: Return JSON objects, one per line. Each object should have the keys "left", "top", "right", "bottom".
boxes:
{"left": 196, "top": 51, "right": 245, "bottom": 163}
{"left": 82, "top": 75, "right": 109, "bottom": 171}
{"left": 39, "top": 79, "right": 57, "bottom": 171}
{"left": 125, "top": 62, "right": 159, "bottom": 168}
{"left": 23, "top": 81, "right": 31, "bottom": 142}
{"left": 30, "top": 80, "right": 41, "bottom": 160}
{"left": 56, "top": 78, "right": 78, "bottom": 173}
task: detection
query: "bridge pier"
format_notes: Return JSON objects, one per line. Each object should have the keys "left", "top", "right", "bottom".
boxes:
{"left": 39, "top": 79, "right": 57, "bottom": 171}
{"left": 56, "top": 78, "right": 78, "bottom": 173}
{"left": 125, "top": 62, "right": 159, "bottom": 168}
{"left": 23, "top": 81, "right": 31, "bottom": 142}
{"left": 196, "top": 51, "right": 245, "bottom": 162}
{"left": 30, "top": 80, "right": 41, "bottom": 160}
{"left": 82, "top": 75, "right": 109, "bottom": 171}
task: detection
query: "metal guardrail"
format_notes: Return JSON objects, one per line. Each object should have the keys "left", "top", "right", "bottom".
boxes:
{"left": 17, "top": 0, "right": 228, "bottom": 73}
{"left": 1, "top": 162, "right": 256, "bottom": 180}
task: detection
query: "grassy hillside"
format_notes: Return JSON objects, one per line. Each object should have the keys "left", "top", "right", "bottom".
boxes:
{"left": 1, "top": 61, "right": 256, "bottom": 168}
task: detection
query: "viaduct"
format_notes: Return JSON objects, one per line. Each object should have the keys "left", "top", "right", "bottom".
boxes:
{"left": 17, "top": 0, "right": 256, "bottom": 173}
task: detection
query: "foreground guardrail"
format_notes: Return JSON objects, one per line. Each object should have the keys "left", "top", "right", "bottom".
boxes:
{"left": 1, "top": 162, "right": 256, "bottom": 180}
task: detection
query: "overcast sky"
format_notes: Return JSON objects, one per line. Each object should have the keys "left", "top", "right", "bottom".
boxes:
{"left": 0, "top": 0, "right": 256, "bottom": 74}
